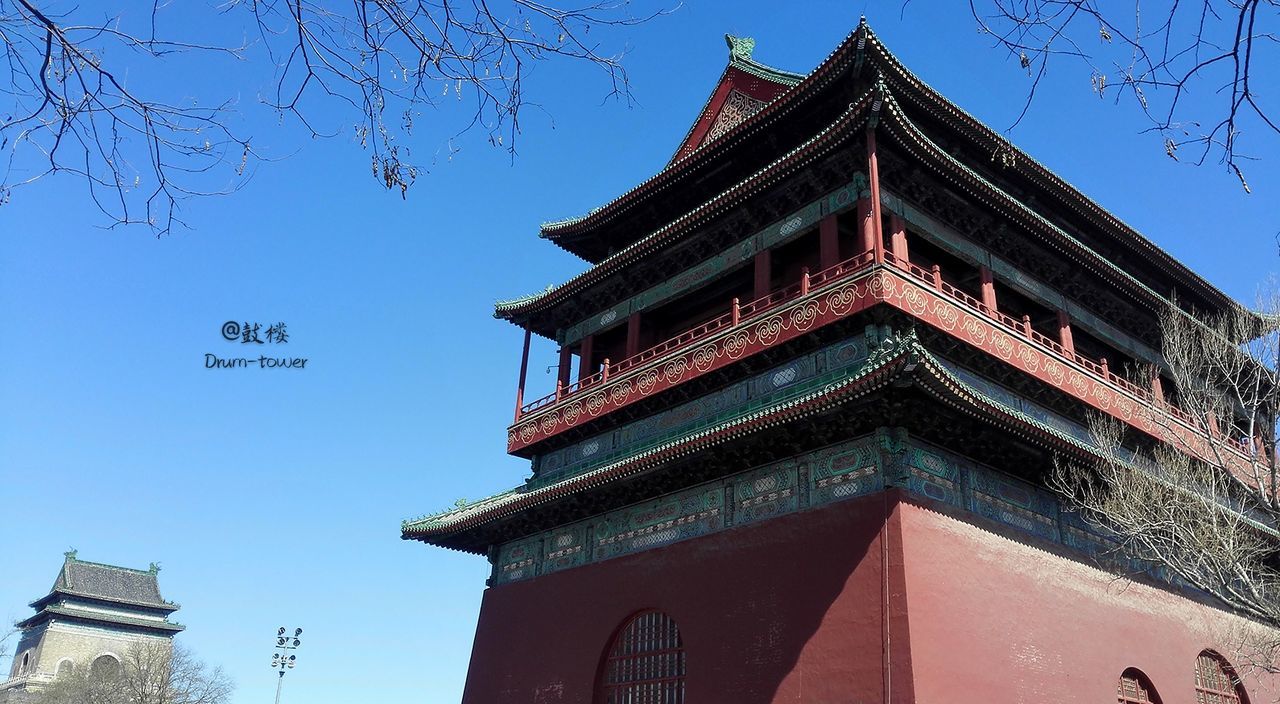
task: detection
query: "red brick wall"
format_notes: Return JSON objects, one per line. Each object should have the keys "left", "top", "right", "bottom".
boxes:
{"left": 461, "top": 490, "right": 1279, "bottom": 703}
{"left": 462, "top": 493, "right": 895, "bottom": 703}
{"left": 899, "top": 500, "right": 1280, "bottom": 704}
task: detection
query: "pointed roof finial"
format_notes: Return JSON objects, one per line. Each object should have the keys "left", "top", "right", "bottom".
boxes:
{"left": 725, "top": 34, "right": 756, "bottom": 62}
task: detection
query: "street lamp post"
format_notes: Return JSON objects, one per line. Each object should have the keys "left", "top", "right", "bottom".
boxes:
{"left": 270, "top": 627, "right": 301, "bottom": 704}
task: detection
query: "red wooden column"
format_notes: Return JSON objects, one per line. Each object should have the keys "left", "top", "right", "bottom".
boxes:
{"left": 578, "top": 333, "right": 595, "bottom": 382}
{"left": 753, "top": 249, "right": 772, "bottom": 300}
{"left": 1056, "top": 310, "right": 1075, "bottom": 356}
{"left": 857, "top": 197, "right": 875, "bottom": 258}
{"left": 888, "top": 214, "right": 908, "bottom": 266}
{"left": 979, "top": 266, "right": 997, "bottom": 312}
{"left": 557, "top": 345, "right": 572, "bottom": 389}
{"left": 513, "top": 326, "right": 532, "bottom": 420}
{"left": 625, "top": 312, "right": 642, "bottom": 358}
{"left": 819, "top": 214, "right": 840, "bottom": 270}
{"left": 866, "top": 129, "right": 885, "bottom": 264}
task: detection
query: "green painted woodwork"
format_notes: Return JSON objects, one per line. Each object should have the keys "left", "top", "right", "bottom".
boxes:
{"left": 487, "top": 424, "right": 1170, "bottom": 588}
{"left": 593, "top": 485, "right": 725, "bottom": 562}
{"left": 532, "top": 330, "right": 873, "bottom": 488}
{"left": 732, "top": 459, "right": 801, "bottom": 526}
{"left": 491, "top": 432, "right": 884, "bottom": 586}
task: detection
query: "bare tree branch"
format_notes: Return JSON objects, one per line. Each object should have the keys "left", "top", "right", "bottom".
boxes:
{"left": 34, "top": 641, "right": 233, "bottom": 704}
{"left": 0, "top": 1, "right": 670, "bottom": 235}
{"left": 1052, "top": 291, "right": 1280, "bottom": 670}
{"left": 968, "top": 0, "right": 1278, "bottom": 192}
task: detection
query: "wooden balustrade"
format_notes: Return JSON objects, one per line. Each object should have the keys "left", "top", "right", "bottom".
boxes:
{"left": 516, "top": 246, "right": 1204, "bottom": 441}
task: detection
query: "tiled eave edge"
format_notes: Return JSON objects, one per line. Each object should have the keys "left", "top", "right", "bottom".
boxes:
{"left": 534, "top": 19, "right": 1234, "bottom": 312}
{"left": 876, "top": 91, "right": 1225, "bottom": 317}
{"left": 19, "top": 605, "right": 185, "bottom": 632}
{"left": 918, "top": 364, "right": 1280, "bottom": 539}
{"left": 30, "top": 588, "right": 179, "bottom": 613}
{"left": 402, "top": 350, "right": 913, "bottom": 549}
{"left": 406, "top": 339, "right": 1274, "bottom": 550}
{"left": 537, "top": 25, "right": 865, "bottom": 246}
{"left": 495, "top": 93, "right": 875, "bottom": 323}
{"left": 403, "top": 345, "right": 1149, "bottom": 550}
{"left": 860, "top": 27, "right": 1237, "bottom": 312}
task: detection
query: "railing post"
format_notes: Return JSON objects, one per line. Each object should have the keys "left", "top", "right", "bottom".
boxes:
{"left": 1056, "top": 310, "right": 1075, "bottom": 357}
{"left": 556, "top": 379, "right": 564, "bottom": 401}
{"left": 731, "top": 297, "right": 741, "bottom": 326}
{"left": 601, "top": 358, "right": 611, "bottom": 383}
{"left": 889, "top": 213, "right": 909, "bottom": 268}
{"left": 1021, "top": 315, "right": 1032, "bottom": 337}
{"left": 979, "top": 265, "right": 997, "bottom": 312}
{"left": 800, "top": 267, "right": 810, "bottom": 296}
{"left": 931, "top": 265, "right": 942, "bottom": 291}
{"left": 1100, "top": 357, "right": 1110, "bottom": 379}
{"left": 514, "top": 326, "right": 532, "bottom": 422}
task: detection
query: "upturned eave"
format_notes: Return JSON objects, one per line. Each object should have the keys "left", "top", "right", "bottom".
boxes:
{"left": 402, "top": 342, "right": 1136, "bottom": 553}
{"left": 531, "top": 19, "right": 1238, "bottom": 315}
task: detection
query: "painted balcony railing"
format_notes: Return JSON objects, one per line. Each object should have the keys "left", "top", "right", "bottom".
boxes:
{"left": 517, "top": 250, "right": 879, "bottom": 417}
{"left": 882, "top": 249, "right": 1257, "bottom": 459}
{"left": 879, "top": 250, "right": 1205, "bottom": 429}
{"left": 510, "top": 246, "right": 1253, "bottom": 458}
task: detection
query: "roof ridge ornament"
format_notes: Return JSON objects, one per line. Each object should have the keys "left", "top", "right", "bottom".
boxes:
{"left": 725, "top": 34, "right": 755, "bottom": 62}
{"left": 64, "top": 548, "right": 77, "bottom": 562}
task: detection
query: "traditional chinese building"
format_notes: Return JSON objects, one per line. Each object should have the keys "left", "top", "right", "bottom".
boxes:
{"left": 0, "top": 552, "right": 183, "bottom": 702}
{"left": 404, "top": 22, "right": 1278, "bottom": 703}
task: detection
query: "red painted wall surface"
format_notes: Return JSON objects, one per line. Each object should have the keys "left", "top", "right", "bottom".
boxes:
{"left": 899, "top": 499, "right": 1280, "bottom": 704}
{"left": 463, "top": 494, "right": 903, "bottom": 703}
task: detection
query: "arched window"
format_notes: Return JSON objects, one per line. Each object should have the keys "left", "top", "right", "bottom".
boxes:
{"left": 91, "top": 654, "right": 121, "bottom": 680}
{"left": 1118, "top": 667, "right": 1161, "bottom": 703}
{"left": 597, "top": 610, "right": 686, "bottom": 704}
{"left": 1195, "top": 651, "right": 1249, "bottom": 704}
{"left": 55, "top": 659, "right": 75, "bottom": 678}
{"left": 20, "top": 652, "right": 30, "bottom": 674}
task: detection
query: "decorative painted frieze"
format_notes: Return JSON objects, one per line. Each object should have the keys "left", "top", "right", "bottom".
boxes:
{"left": 593, "top": 486, "right": 725, "bottom": 562}
{"left": 732, "top": 460, "right": 801, "bottom": 526}
{"left": 492, "top": 431, "right": 885, "bottom": 586}
{"left": 492, "top": 424, "right": 1176, "bottom": 590}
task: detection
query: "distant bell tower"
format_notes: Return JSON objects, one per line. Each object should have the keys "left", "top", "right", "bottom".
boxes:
{"left": 0, "top": 552, "right": 184, "bottom": 702}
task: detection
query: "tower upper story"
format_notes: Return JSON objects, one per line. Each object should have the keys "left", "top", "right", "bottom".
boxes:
{"left": 403, "top": 20, "right": 1260, "bottom": 557}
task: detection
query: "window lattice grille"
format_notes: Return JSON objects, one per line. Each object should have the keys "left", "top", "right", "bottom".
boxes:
{"left": 598, "top": 611, "right": 685, "bottom": 704}
{"left": 1118, "top": 669, "right": 1160, "bottom": 704}
{"left": 1195, "top": 652, "right": 1246, "bottom": 704}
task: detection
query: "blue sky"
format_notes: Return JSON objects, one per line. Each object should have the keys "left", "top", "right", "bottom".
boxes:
{"left": 1, "top": 2, "right": 1276, "bottom": 702}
